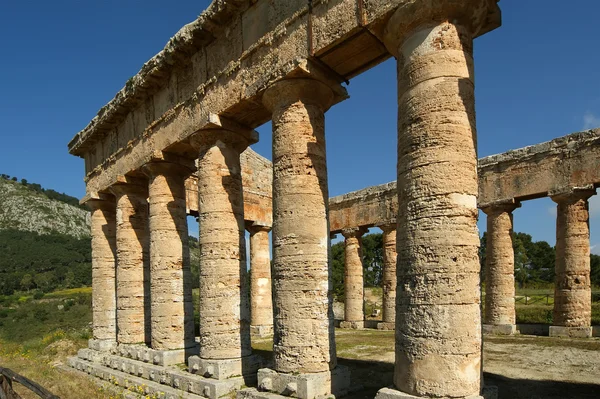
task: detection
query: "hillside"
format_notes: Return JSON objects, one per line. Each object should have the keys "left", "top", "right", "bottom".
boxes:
{"left": 0, "top": 177, "right": 89, "bottom": 239}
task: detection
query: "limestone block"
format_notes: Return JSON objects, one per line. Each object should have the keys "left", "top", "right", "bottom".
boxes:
{"left": 256, "top": 366, "right": 350, "bottom": 399}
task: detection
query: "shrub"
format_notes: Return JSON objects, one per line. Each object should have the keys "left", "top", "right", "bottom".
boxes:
{"left": 33, "top": 291, "right": 44, "bottom": 300}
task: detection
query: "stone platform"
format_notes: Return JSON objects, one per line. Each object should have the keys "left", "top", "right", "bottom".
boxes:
{"left": 483, "top": 324, "right": 517, "bottom": 336}
{"left": 69, "top": 347, "right": 254, "bottom": 399}
{"left": 375, "top": 386, "right": 498, "bottom": 399}
{"left": 549, "top": 326, "right": 593, "bottom": 338}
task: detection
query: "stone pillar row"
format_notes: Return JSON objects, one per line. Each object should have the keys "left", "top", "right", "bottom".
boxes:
{"left": 378, "top": 223, "right": 397, "bottom": 330}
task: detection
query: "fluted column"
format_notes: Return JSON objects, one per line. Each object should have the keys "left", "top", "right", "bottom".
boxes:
{"left": 110, "top": 182, "right": 150, "bottom": 345}
{"left": 262, "top": 77, "right": 338, "bottom": 375}
{"left": 340, "top": 227, "right": 367, "bottom": 329}
{"left": 381, "top": 2, "right": 497, "bottom": 398}
{"left": 248, "top": 224, "right": 273, "bottom": 337}
{"left": 87, "top": 197, "right": 117, "bottom": 351}
{"left": 379, "top": 223, "right": 397, "bottom": 330}
{"left": 481, "top": 202, "right": 520, "bottom": 335}
{"left": 550, "top": 188, "right": 595, "bottom": 338}
{"left": 142, "top": 161, "right": 195, "bottom": 351}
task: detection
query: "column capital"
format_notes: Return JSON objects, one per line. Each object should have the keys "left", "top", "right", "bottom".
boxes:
{"left": 188, "top": 114, "right": 259, "bottom": 154}
{"left": 550, "top": 186, "right": 596, "bottom": 204}
{"left": 108, "top": 177, "right": 148, "bottom": 199}
{"left": 480, "top": 199, "right": 521, "bottom": 216}
{"left": 246, "top": 222, "right": 271, "bottom": 235}
{"left": 83, "top": 194, "right": 115, "bottom": 212}
{"left": 377, "top": 220, "right": 397, "bottom": 233}
{"left": 341, "top": 227, "right": 368, "bottom": 239}
{"left": 141, "top": 160, "right": 194, "bottom": 179}
{"left": 262, "top": 78, "right": 336, "bottom": 113}
{"left": 383, "top": 0, "right": 500, "bottom": 57}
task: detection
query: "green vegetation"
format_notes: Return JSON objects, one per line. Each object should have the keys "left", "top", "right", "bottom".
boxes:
{"left": 0, "top": 229, "right": 92, "bottom": 295}
{"left": 332, "top": 231, "right": 600, "bottom": 301}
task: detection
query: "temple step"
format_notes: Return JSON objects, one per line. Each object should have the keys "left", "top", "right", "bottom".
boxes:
{"left": 70, "top": 349, "right": 253, "bottom": 399}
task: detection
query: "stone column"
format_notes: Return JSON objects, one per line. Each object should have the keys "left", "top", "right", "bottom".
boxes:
{"left": 257, "top": 77, "right": 350, "bottom": 399}
{"left": 110, "top": 182, "right": 150, "bottom": 345}
{"left": 87, "top": 197, "right": 117, "bottom": 351}
{"left": 378, "top": 223, "right": 397, "bottom": 330}
{"left": 340, "top": 227, "right": 367, "bottom": 329}
{"left": 186, "top": 130, "right": 261, "bottom": 380}
{"left": 550, "top": 188, "right": 596, "bottom": 338}
{"left": 248, "top": 224, "right": 273, "bottom": 337}
{"left": 142, "top": 161, "right": 195, "bottom": 354}
{"left": 380, "top": 3, "right": 497, "bottom": 398}
{"left": 481, "top": 202, "right": 520, "bottom": 336}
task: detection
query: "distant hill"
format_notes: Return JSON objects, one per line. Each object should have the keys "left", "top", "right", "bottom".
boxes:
{"left": 0, "top": 177, "right": 89, "bottom": 239}
{"left": 0, "top": 176, "right": 202, "bottom": 296}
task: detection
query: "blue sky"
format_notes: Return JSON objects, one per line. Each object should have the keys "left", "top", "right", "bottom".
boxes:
{"left": 1, "top": 1, "right": 599, "bottom": 250}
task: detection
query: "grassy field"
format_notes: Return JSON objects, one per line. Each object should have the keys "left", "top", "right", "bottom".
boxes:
{"left": 1, "top": 287, "right": 599, "bottom": 397}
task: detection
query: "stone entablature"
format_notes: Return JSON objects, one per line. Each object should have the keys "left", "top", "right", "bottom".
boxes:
{"left": 330, "top": 129, "right": 600, "bottom": 232}
{"left": 68, "top": 0, "right": 499, "bottom": 199}
{"left": 479, "top": 129, "right": 600, "bottom": 206}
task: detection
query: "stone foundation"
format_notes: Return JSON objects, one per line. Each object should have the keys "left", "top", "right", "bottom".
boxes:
{"left": 549, "top": 326, "right": 593, "bottom": 338}
{"left": 339, "top": 321, "right": 364, "bottom": 330}
{"left": 253, "top": 367, "right": 350, "bottom": 399}
{"left": 70, "top": 347, "right": 251, "bottom": 399}
{"left": 188, "top": 354, "right": 263, "bottom": 380}
{"left": 251, "top": 325, "right": 274, "bottom": 337}
{"left": 482, "top": 324, "right": 517, "bottom": 336}
{"left": 112, "top": 343, "right": 199, "bottom": 366}
{"left": 88, "top": 339, "right": 117, "bottom": 352}
{"left": 375, "top": 386, "right": 498, "bottom": 399}
{"left": 377, "top": 322, "right": 395, "bottom": 331}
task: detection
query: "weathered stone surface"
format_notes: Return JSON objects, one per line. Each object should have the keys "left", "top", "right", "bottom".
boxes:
{"left": 385, "top": 1, "right": 491, "bottom": 395}
{"left": 110, "top": 182, "right": 151, "bottom": 345}
{"left": 551, "top": 189, "right": 595, "bottom": 329}
{"left": 248, "top": 224, "right": 273, "bottom": 332}
{"left": 480, "top": 129, "right": 600, "bottom": 206}
{"left": 481, "top": 202, "right": 519, "bottom": 329}
{"left": 255, "top": 366, "right": 351, "bottom": 399}
{"left": 329, "top": 129, "right": 600, "bottom": 233}
{"left": 86, "top": 198, "right": 117, "bottom": 344}
{"left": 380, "top": 223, "right": 397, "bottom": 325}
{"left": 68, "top": 0, "right": 500, "bottom": 200}
{"left": 341, "top": 227, "right": 367, "bottom": 326}
{"left": 263, "top": 77, "right": 338, "bottom": 374}
{"left": 142, "top": 161, "right": 195, "bottom": 351}
{"left": 194, "top": 130, "right": 252, "bottom": 361}
{"left": 186, "top": 147, "right": 274, "bottom": 226}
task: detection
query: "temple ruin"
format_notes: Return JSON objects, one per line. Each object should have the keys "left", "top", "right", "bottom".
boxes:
{"left": 66, "top": 0, "right": 598, "bottom": 398}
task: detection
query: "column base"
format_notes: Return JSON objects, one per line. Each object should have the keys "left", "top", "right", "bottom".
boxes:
{"left": 113, "top": 342, "right": 199, "bottom": 366}
{"left": 188, "top": 354, "right": 263, "bottom": 380}
{"left": 339, "top": 321, "right": 364, "bottom": 329}
{"left": 88, "top": 339, "right": 117, "bottom": 352}
{"left": 375, "top": 386, "right": 498, "bottom": 399}
{"left": 483, "top": 324, "right": 517, "bottom": 336}
{"left": 255, "top": 366, "right": 351, "bottom": 399}
{"left": 549, "top": 326, "right": 593, "bottom": 338}
{"left": 377, "top": 322, "right": 395, "bottom": 331}
{"left": 251, "top": 325, "right": 274, "bottom": 337}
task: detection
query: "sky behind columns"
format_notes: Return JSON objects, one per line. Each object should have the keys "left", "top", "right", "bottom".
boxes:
{"left": 0, "top": 1, "right": 599, "bottom": 250}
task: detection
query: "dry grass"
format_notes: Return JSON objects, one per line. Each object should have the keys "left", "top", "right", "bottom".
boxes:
{"left": 0, "top": 336, "right": 125, "bottom": 398}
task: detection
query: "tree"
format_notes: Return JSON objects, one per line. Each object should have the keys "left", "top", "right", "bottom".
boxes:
{"left": 20, "top": 178, "right": 28, "bottom": 186}
{"left": 331, "top": 241, "right": 345, "bottom": 300}
{"left": 362, "top": 233, "right": 383, "bottom": 287}
{"left": 20, "top": 274, "right": 34, "bottom": 292}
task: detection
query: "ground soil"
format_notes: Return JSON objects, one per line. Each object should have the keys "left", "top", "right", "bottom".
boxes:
{"left": 253, "top": 330, "right": 600, "bottom": 399}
